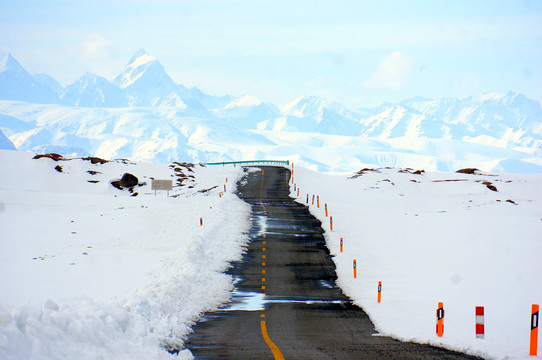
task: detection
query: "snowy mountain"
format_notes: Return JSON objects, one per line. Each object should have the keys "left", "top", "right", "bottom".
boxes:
{"left": 214, "top": 95, "right": 280, "bottom": 128}
{"left": 0, "top": 127, "right": 15, "bottom": 150}
{"left": 0, "top": 51, "right": 59, "bottom": 104}
{"left": 358, "top": 93, "right": 542, "bottom": 154}
{"left": 111, "top": 49, "right": 228, "bottom": 109}
{"left": 112, "top": 49, "right": 184, "bottom": 107}
{"left": 60, "top": 72, "right": 128, "bottom": 107}
{"left": 259, "top": 96, "right": 363, "bottom": 135}
{"left": 0, "top": 50, "right": 541, "bottom": 173}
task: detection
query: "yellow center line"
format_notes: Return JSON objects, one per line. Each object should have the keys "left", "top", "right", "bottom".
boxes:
{"left": 258, "top": 168, "right": 285, "bottom": 360}
{"left": 261, "top": 320, "right": 285, "bottom": 360}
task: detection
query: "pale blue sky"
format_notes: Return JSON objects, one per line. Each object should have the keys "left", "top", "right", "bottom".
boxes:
{"left": 1, "top": 0, "right": 541, "bottom": 108}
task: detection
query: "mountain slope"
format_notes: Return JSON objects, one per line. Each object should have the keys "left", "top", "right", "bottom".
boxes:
{"left": 33, "top": 73, "right": 62, "bottom": 95}
{"left": 0, "top": 127, "right": 15, "bottom": 150}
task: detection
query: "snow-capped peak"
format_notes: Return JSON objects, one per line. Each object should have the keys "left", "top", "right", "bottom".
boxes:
{"left": 127, "top": 49, "right": 157, "bottom": 70}
{"left": 225, "top": 95, "right": 264, "bottom": 109}
{"left": 281, "top": 95, "right": 327, "bottom": 116}
{"left": 477, "top": 92, "right": 504, "bottom": 102}
{"left": 0, "top": 51, "right": 20, "bottom": 73}
{"left": 113, "top": 49, "right": 166, "bottom": 89}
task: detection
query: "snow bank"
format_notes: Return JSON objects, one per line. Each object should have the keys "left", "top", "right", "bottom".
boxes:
{"left": 0, "top": 150, "right": 250, "bottom": 359}
{"left": 291, "top": 165, "right": 542, "bottom": 359}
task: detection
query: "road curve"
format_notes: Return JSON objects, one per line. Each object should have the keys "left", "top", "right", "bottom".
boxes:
{"left": 183, "top": 166, "right": 481, "bottom": 360}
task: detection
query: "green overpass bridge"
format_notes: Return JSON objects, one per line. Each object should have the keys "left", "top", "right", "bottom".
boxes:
{"left": 202, "top": 160, "right": 290, "bottom": 166}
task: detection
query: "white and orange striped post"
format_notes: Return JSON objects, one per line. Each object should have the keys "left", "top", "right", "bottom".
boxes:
{"left": 377, "top": 281, "right": 382, "bottom": 303}
{"left": 340, "top": 237, "right": 343, "bottom": 252}
{"left": 297, "top": 188, "right": 299, "bottom": 197}
{"left": 312, "top": 195, "right": 315, "bottom": 205}
{"left": 317, "top": 195, "right": 320, "bottom": 208}
{"left": 325, "top": 203, "right": 328, "bottom": 217}
{"left": 330, "top": 216, "right": 333, "bottom": 231}
{"left": 531, "top": 304, "right": 539, "bottom": 356}
{"left": 353, "top": 259, "right": 357, "bottom": 278}
{"left": 475, "top": 306, "right": 485, "bottom": 339}
{"left": 436, "top": 302, "right": 444, "bottom": 337}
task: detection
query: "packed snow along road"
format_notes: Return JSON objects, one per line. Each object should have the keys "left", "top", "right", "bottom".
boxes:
{"left": 0, "top": 150, "right": 250, "bottom": 359}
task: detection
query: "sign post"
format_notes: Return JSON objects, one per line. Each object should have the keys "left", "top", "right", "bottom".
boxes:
{"left": 152, "top": 179, "right": 173, "bottom": 197}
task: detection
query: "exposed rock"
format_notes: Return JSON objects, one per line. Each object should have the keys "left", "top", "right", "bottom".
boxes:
{"left": 54, "top": 165, "right": 63, "bottom": 172}
{"left": 120, "top": 173, "right": 138, "bottom": 188}
{"left": 456, "top": 168, "right": 480, "bottom": 174}
{"left": 110, "top": 180, "right": 123, "bottom": 190}
{"left": 33, "top": 153, "right": 64, "bottom": 161}
{"left": 82, "top": 156, "right": 108, "bottom": 164}
{"left": 486, "top": 184, "right": 498, "bottom": 192}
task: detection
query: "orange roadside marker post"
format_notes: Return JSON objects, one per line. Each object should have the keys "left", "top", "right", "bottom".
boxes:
{"left": 224, "top": 184, "right": 227, "bottom": 192}
{"left": 312, "top": 195, "right": 315, "bottom": 205}
{"left": 330, "top": 216, "right": 333, "bottom": 231}
{"left": 377, "top": 281, "right": 382, "bottom": 303}
{"left": 297, "top": 188, "right": 299, "bottom": 197}
{"left": 353, "top": 259, "right": 357, "bottom": 278}
{"left": 200, "top": 217, "right": 203, "bottom": 226}
{"left": 531, "top": 304, "right": 539, "bottom": 356}
{"left": 325, "top": 203, "right": 328, "bottom": 217}
{"left": 340, "top": 237, "right": 343, "bottom": 252}
{"left": 436, "top": 302, "right": 444, "bottom": 337}
{"left": 317, "top": 196, "right": 319, "bottom": 208}
{"left": 306, "top": 194, "right": 309, "bottom": 204}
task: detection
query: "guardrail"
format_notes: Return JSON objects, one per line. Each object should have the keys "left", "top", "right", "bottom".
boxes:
{"left": 202, "top": 160, "right": 290, "bottom": 166}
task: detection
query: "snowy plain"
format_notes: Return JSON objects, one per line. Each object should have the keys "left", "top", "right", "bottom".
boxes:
{"left": 290, "top": 164, "right": 542, "bottom": 359}
{"left": 0, "top": 149, "right": 250, "bottom": 359}
{"left": 1, "top": 149, "right": 541, "bottom": 360}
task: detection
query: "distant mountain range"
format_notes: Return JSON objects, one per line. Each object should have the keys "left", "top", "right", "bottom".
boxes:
{"left": 1, "top": 49, "right": 541, "bottom": 173}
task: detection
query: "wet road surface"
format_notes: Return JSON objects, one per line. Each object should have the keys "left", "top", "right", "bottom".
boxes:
{"left": 183, "top": 166, "right": 481, "bottom": 359}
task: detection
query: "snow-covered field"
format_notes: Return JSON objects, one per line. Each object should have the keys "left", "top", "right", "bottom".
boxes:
{"left": 0, "top": 149, "right": 250, "bottom": 359}
{"left": 291, "top": 165, "right": 542, "bottom": 359}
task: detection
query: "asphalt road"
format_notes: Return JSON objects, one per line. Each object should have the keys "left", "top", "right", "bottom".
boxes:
{"left": 183, "top": 166, "right": 481, "bottom": 359}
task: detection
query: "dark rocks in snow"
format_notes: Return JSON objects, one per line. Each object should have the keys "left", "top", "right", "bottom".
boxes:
{"left": 33, "top": 153, "right": 65, "bottom": 161}
{"left": 54, "top": 165, "right": 63, "bottom": 172}
{"left": 120, "top": 173, "right": 138, "bottom": 188}
{"left": 110, "top": 180, "right": 123, "bottom": 190}
{"left": 81, "top": 156, "right": 108, "bottom": 164}
{"left": 456, "top": 168, "right": 481, "bottom": 174}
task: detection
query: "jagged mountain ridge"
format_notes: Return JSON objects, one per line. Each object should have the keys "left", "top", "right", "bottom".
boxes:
{"left": 0, "top": 50, "right": 541, "bottom": 172}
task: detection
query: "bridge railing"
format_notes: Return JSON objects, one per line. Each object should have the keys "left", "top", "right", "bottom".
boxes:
{"left": 202, "top": 160, "right": 290, "bottom": 166}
